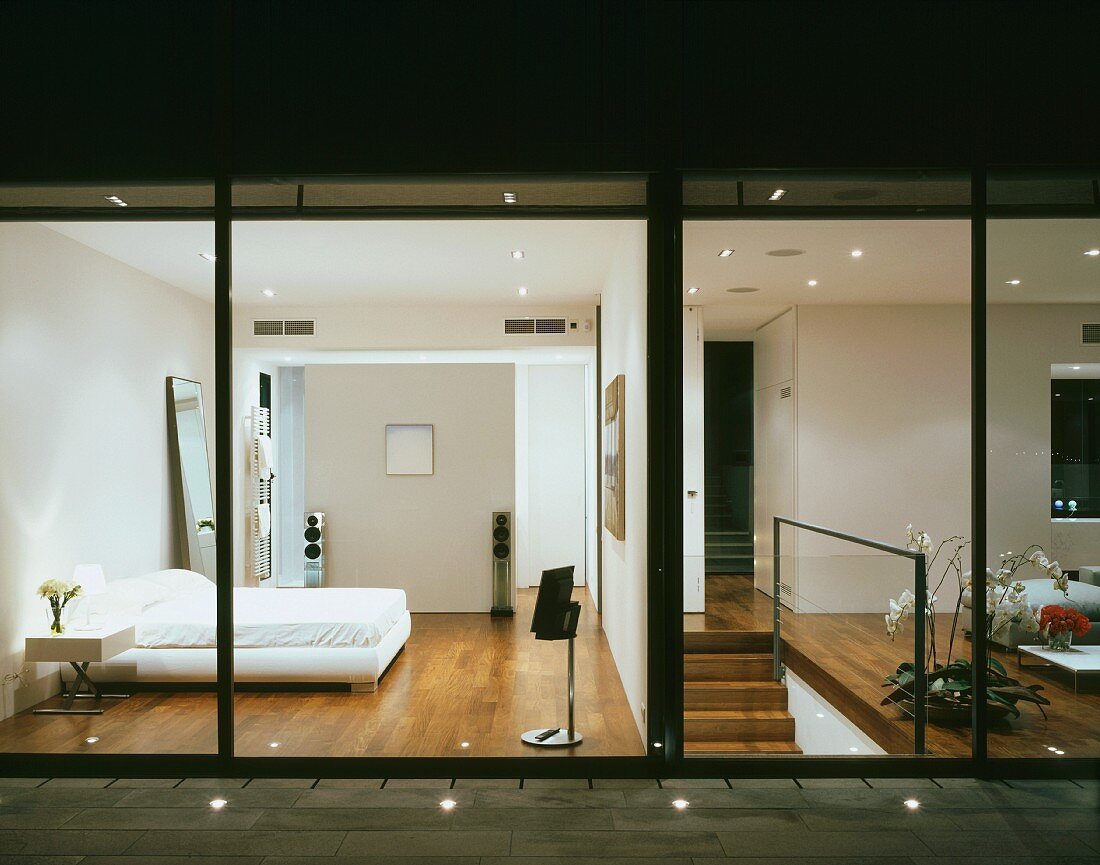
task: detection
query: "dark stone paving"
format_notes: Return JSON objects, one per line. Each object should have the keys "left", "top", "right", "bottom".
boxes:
{"left": 0, "top": 778, "right": 1095, "bottom": 862}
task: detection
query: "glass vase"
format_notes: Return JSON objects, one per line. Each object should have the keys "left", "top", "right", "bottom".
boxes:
{"left": 1048, "top": 630, "right": 1072, "bottom": 652}
{"left": 48, "top": 606, "right": 64, "bottom": 636}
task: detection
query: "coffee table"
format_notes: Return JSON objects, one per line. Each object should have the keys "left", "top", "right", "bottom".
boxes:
{"left": 1018, "top": 644, "right": 1100, "bottom": 694}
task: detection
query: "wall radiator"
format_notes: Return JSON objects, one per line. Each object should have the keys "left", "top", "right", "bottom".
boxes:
{"left": 250, "top": 405, "right": 272, "bottom": 583}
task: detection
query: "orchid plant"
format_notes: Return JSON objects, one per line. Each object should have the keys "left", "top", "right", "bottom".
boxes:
{"left": 880, "top": 526, "right": 1065, "bottom": 723}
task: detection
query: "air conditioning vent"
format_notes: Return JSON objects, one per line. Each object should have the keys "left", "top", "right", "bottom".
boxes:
{"left": 253, "top": 320, "right": 284, "bottom": 336}
{"left": 1083, "top": 323, "right": 1100, "bottom": 345}
{"left": 535, "top": 317, "right": 567, "bottom": 334}
{"left": 779, "top": 582, "right": 793, "bottom": 597}
{"left": 780, "top": 385, "right": 793, "bottom": 399}
{"left": 284, "top": 319, "right": 315, "bottom": 336}
{"left": 504, "top": 318, "right": 536, "bottom": 335}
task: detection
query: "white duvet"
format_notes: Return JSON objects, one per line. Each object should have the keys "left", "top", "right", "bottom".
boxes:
{"left": 85, "top": 570, "right": 407, "bottom": 650}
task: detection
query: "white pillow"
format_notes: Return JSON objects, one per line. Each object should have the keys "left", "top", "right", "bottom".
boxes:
{"left": 67, "top": 576, "right": 175, "bottom": 622}
{"left": 141, "top": 569, "right": 215, "bottom": 596}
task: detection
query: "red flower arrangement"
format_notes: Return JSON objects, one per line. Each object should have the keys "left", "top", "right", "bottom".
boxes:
{"left": 1039, "top": 605, "right": 1092, "bottom": 638}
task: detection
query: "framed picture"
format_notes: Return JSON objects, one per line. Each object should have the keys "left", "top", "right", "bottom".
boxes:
{"left": 603, "top": 374, "right": 625, "bottom": 540}
{"left": 386, "top": 424, "right": 434, "bottom": 475}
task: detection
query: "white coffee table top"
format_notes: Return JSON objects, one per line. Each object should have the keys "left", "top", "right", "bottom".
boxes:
{"left": 25, "top": 623, "right": 135, "bottom": 664}
{"left": 1019, "top": 644, "right": 1100, "bottom": 672}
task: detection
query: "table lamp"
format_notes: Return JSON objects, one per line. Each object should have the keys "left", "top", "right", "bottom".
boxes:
{"left": 72, "top": 564, "right": 106, "bottom": 630}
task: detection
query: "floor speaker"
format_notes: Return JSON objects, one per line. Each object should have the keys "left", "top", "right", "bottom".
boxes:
{"left": 304, "top": 512, "right": 325, "bottom": 588}
{"left": 491, "top": 511, "right": 514, "bottom": 617}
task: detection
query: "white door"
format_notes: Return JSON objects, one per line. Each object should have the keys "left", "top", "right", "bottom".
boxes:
{"left": 754, "top": 379, "right": 796, "bottom": 608}
{"left": 683, "top": 306, "right": 706, "bottom": 612}
{"left": 528, "top": 365, "right": 588, "bottom": 586}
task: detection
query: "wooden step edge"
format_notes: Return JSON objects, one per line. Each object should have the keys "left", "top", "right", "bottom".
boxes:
{"left": 684, "top": 653, "right": 774, "bottom": 661}
{"left": 684, "top": 740, "right": 803, "bottom": 755}
{"left": 684, "top": 710, "right": 794, "bottom": 720}
{"left": 684, "top": 680, "right": 786, "bottom": 689}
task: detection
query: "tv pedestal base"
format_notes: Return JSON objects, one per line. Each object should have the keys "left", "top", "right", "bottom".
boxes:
{"left": 522, "top": 635, "right": 583, "bottom": 747}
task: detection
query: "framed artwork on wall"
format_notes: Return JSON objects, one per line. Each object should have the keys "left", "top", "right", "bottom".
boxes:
{"left": 603, "top": 374, "right": 626, "bottom": 540}
{"left": 386, "top": 424, "right": 434, "bottom": 475}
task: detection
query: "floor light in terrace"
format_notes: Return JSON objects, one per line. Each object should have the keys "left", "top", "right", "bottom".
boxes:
{"left": 209, "top": 799, "right": 228, "bottom": 809}
{"left": 85, "top": 737, "right": 99, "bottom": 744}
{"left": 460, "top": 741, "right": 470, "bottom": 749}
{"left": 440, "top": 799, "right": 457, "bottom": 810}
{"left": 672, "top": 799, "right": 689, "bottom": 810}
{"left": 269, "top": 742, "right": 280, "bottom": 749}
{"left": 904, "top": 799, "right": 921, "bottom": 810}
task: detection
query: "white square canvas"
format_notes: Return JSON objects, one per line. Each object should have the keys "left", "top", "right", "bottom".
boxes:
{"left": 386, "top": 424, "right": 434, "bottom": 475}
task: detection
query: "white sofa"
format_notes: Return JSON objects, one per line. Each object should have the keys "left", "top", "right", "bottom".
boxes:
{"left": 961, "top": 578, "right": 1100, "bottom": 650}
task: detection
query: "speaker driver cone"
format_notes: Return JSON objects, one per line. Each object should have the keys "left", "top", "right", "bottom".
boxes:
{"left": 304, "top": 543, "right": 322, "bottom": 560}
{"left": 304, "top": 526, "right": 321, "bottom": 543}
{"left": 493, "top": 526, "right": 510, "bottom": 542}
{"left": 493, "top": 542, "right": 510, "bottom": 559}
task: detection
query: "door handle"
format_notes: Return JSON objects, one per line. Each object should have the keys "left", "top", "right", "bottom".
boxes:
{"left": 687, "top": 490, "right": 698, "bottom": 498}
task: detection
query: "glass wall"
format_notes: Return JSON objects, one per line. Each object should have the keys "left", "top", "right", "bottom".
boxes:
{"left": 682, "top": 172, "right": 973, "bottom": 758}
{"left": 986, "top": 169, "right": 1100, "bottom": 759}
{"left": 229, "top": 175, "right": 649, "bottom": 758}
{"left": 0, "top": 183, "right": 217, "bottom": 754}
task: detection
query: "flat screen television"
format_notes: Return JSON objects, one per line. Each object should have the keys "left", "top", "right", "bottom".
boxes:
{"left": 530, "top": 566, "right": 578, "bottom": 641}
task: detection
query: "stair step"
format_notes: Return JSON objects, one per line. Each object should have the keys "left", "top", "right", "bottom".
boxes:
{"left": 685, "top": 709, "right": 796, "bottom": 742}
{"left": 684, "top": 630, "right": 772, "bottom": 654}
{"left": 684, "top": 653, "right": 774, "bottom": 682}
{"left": 684, "top": 740, "right": 803, "bottom": 756}
{"left": 684, "top": 681, "right": 788, "bottom": 710}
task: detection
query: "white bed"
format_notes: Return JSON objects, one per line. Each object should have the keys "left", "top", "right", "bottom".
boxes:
{"left": 63, "top": 570, "right": 411, "bottom": 692}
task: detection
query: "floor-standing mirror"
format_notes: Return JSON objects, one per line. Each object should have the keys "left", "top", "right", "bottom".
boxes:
{"left": 168, "top": 377, "right": 217, "bottom": 580}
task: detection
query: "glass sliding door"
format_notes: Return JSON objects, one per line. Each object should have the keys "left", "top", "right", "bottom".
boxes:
{"left": 986, "top": 168, "right": 1100, "bottom": 760}
{"left": 229, "top": 175, "right": 649, "bottom": 758}
{"left": 682, "top": 171, "right": 973, "bottom": 758}
{"left": 0, "top": 182, "right": 217, "bottom": 755}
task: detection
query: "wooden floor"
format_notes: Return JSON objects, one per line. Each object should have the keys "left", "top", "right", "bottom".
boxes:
{"left": 687, "top": 575, "right": 1100, "bottom": 759}
{"left": 0, "top": 587, "right": 643, "bottom": 757}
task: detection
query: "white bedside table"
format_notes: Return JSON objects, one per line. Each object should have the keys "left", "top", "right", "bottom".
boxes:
{"left": 25, "top": 624, "right": 135, "bottom": 715}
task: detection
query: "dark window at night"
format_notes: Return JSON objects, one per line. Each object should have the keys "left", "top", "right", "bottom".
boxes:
{"left": 1051, "top": 378, "right": 1100, "bottom": 518}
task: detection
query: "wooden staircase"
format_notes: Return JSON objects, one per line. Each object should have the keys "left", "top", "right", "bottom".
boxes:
{"left": 684, "top": 630, "right": 801, "bottom": 756}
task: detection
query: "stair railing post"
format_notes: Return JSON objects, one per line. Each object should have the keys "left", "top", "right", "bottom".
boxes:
{"left": 773, "top": 516, "right": 782, "bottom": 681}
{"left": 913, "top": 553, "right": 927, "bottom": 755}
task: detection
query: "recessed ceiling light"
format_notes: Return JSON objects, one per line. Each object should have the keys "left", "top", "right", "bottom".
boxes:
{"left": 1072, "top": 365, "right": 1082, "bottom": 370}
{"left": 511, "top": 250, "right": 525, "bottom": 259}
{"left": 85, "top": 736, "right": 99, "bottom": 744}
{"left": 209, "top": 799, "right": 228, "bottom": 809}
{"left": 261, "top": 288, "right": 276, "bottom": 298}
{"left": 807, "top": 280, "right": 818, "bottom": 287}
{"left": 815, "top": 712, "right": 825, "bottom": 718}
{"left": 850, "top": 249, "right": 863, "bottom": 258}
{"left": 687, "top": 286, "right": 700, "bottom": 295}
{"left": 440, "top": 799, "right": 457, "bottom": 810}
{"left": 517, "top": 286, "right": 528, "bottom": 296}
{"left": 1005, "top": 279, "right": 1020, "bottom": 285}
{"left": 849, "top": 746, "right": 859, "bottom": 752}
{"left": 199, "top": 252, "right": 216, "bottom": 262}
{"left": 718, "top": 248, "right": 735, "bottom": 257}
{"left": 1047, "top": 746, "right": 1058, "bottom": 752}
{"left": 1084, "top": 249, "right": 1099, "bottom": 256}
{"left": 502, "top": 192, "right": 517, "bottom": 204}
{"left": 727, "top": 287, "right": 760, "bottom": 293}
{"left": 672, "top": 799, "right": 689, "bottom": 810}
{"left": 1054, "top": 749, "right": 1065, "bottom": 755}
{"left": 103, "top": 195, "right": 128, "bottom": 207}
{"left": 652, "top": 742, "right": 663, "bottom": 748}
{"left": 904, "top": 798, "right": 921, "bottom": 810}
{"left": 768, "top": 189, "right": 787, "bottom": 201}
{"left": 1055, "top": 393, "right": 1061, "bottom": 397}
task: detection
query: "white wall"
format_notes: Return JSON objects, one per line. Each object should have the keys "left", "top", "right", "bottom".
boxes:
{"left": 988, "top": 303, "right": 1100, "bottom": 570}
{"left": 794, "top": 305, "right": 971, "bottom": 613}
{"left": 0, "top": 223, "right": 214, "bottom": 717}
{"left": 303, "top": 363, "right": 514, "bottom": 612}
{"left": 683, "top": 305, "right": 705, "bottom": 613}
{"left": 518, "top": 365, "right": 588, "bottom": 588}
{"left": 598, "top": 222, "right": 648, "bottom": 743}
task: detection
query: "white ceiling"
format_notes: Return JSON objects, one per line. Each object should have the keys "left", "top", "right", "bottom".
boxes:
{"left": 41, "top": 220, "right": 633, "bottom": 306}
{"left": 987, "top": 219, "right": 1100, "bottom": 303}
{"left": 685, "top": 220, "right": 971, "bottom": 330}
{"left": 40, "top": 216, "right": 1098, "bottom": 329}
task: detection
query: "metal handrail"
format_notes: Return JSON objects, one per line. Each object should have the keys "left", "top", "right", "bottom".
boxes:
{"left": 772, "top": 516, "right": 928, "bottom": 755}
